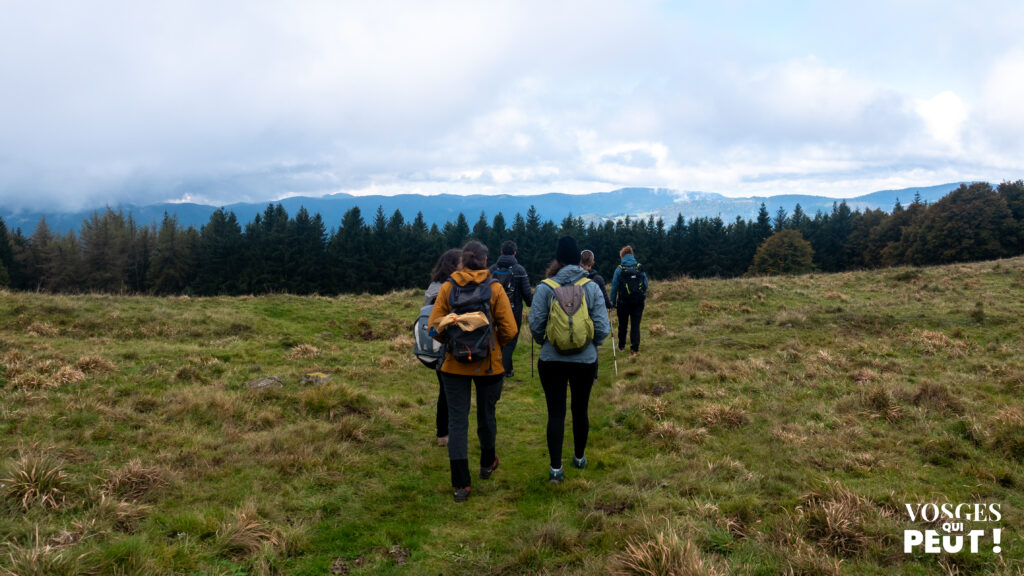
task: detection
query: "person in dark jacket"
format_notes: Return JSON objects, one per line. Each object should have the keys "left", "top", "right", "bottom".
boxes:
{"left": 529, "top": 236, "right": 610, "bottom": 483}
{"left": 581, "top": 249, "right": 612, "bottom": 383}
{"left": 609, "top": 246, "right": 649, "bottom": 357}
{"left": 580, "top": 250, "right": 612, "bottom": 309}
{"left": 425, "top": 248, "right": 462, "bottom": 447}
{"left": 488, "top": 240, "right": 533, "bottom": 378}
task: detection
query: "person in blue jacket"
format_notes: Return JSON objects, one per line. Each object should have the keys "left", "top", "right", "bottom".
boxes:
{"left": 609, "top": 245, "right": 648, "bottom": 357}
{"left": 529, "top": 236, "right": 610, "bottom": 483}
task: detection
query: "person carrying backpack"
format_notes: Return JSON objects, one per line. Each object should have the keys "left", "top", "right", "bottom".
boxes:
{"left": 528, "top": 236, "right": 609, "bottom": 484}
{"left": 428, "top": 241, "right": 518, "bottom": 502}
{"left": 580, "top": 249, "right": 612, "bottom": 382}
{"left": 422, "top": 248, "right": 462, "bottom": 447}
{"left": 609, "top": 245, "right": 648, "bottom": 357}
{"left": 580, "top": 250, "right": 612, "bottom": 309}
{"left": 489, "top": 240, "right": 533, "bottom": 378}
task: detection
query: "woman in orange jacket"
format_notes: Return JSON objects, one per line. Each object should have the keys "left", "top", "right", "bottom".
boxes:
{"left": 428, "top": 240, "right": 518, "bottom": 502}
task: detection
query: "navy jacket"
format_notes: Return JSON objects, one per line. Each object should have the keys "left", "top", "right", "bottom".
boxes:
{"left": 489, "top": 254, "right": 533, "bottom": 321}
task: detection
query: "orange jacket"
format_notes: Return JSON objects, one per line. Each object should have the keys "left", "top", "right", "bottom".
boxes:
{"left": 428, "top": 268, "right": 518, "bottom": 376}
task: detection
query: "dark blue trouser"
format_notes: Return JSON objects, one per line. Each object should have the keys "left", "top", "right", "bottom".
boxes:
{"left": 441, "top": 372, "right": 503, "bottom": 487}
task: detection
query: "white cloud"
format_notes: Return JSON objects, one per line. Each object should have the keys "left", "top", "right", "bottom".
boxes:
{"left": 982, "top": 48, "right": 1024, "bottom": 136}
{"left": 916, "top": 91, "right": 969, "bottom": 149}
{"left": 0, "top": 2, "right": 1022, "bottom": 212}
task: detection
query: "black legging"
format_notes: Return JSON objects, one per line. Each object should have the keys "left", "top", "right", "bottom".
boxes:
{"left": 616, "top": 301, "right": 644, "bottom": 352}
{"left": 539, "top": 360, "right": 597, "bottom": 469}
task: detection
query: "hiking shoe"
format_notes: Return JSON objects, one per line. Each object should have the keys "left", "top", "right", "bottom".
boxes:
{"left": 548, "top": 467, "right": 564, "bottom": 484}
{"left": 572, "top": 455, "right": 587, "bottom": 469}
{"left": 437, "top": 435, "right": 449, "bottom": 447}
{"left": 453, "top": 486, "right": 471, "bottom": 502}
{"left": 480, "top": 456, "right": 499, "bottom": 479}
{"left": 630, "top": 350, "right": 638, "bottom": 357}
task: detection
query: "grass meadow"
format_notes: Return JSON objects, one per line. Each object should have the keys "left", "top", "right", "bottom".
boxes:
{"left": 2, "top": 258, "right": 1024, "bottom": 575}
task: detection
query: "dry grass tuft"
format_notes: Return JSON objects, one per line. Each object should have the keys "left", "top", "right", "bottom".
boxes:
{"left": 917, "top": 330, "right": 971, "bottom": 358}
{"left": 825, "top": 291, "right": 847, "bottom": 301}
{"left": 10, "top": 373, "right": 45, "bottom": 389}
{"left": 647, "top": 323, "right": 667, "bottom": 336}
{"left": 649, "top": 421, "right": 709, "bottom": 447}
{"left": 2, "top": 528, "right": 90, "bottom": 576}
{"left": 775, "top": 309, "right": 807, "bottom": 326}
{"left": 93, "top": 494, "right": 151, "bottom": 532}
{"left": 699, "top": 404, "right": 750, "bottom": 429}
{"left": 798, "top": 481, "right": 875, "bottom": 557}
{"left": 26, "top": 322, "right": 59, "bottom": 337}
{"left": 850, "top": 368, "right": 879, "bottom": 386}
{"left": 173, "top": 365, "right": 204, "bottom": 382}
{"left": 611, "top": 531, "right": 726, "bottom": 576}
{"left": 53, "top": 366, "right": 86, "bottom": 385}
{"left": 1, "top": 350, "right": 28, "bottom": 378}
{"left": 912, "top": 382, "right": 964, "bottom": 415}
{"left": 642, "top": 398, "right": 669, "bottom": 421}
{"left": 861, "top": 385, "right": 905, "bottom": 423}
{"left": 216, "top": 507, "right": 285, "bottom": 559}
{"left": 100, "top": 459, "right": 170, "bottom": 502}
{"left": 1, "top": 451, "right": 72, "bottom": 510}
{"left": 991, "top": 407, "right": 1024, "bottom": 461}
{"left": 75, "top": 356, "right": 117, "bottom": 374}
{"left": 388, "top": 333, "right": 415, "bottom": 352}
{"left": 698, "top": 300, "right": 720, "bottom": 313}
{"left": 287, "top": 344, "right": 320, "bottom": 360}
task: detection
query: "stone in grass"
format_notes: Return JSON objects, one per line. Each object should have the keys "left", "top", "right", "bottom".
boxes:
{"left": 244, "top": 376, "right": 283, "bottom": 389}
{"left": 301, "top": 372, "right": 332, "bottom": 386}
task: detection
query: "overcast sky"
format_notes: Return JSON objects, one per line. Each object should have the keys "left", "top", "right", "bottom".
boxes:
{"left": 1, "top": 1, "right": 1023, "bottom": 212}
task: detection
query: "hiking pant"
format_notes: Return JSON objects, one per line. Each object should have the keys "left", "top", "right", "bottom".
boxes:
{"left": 539, "top": 360, "right": 597, "bottom": 469}
{"left": 616, "top": 301, "right": 645, "bottom": 352}
{"left": 441, "top": 372, "right": 503, "bottom": 487}
{"left": 435, "top": 369, "right": 448, "bottom": 438}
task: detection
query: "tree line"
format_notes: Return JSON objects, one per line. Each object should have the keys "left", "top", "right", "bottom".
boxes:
{"left": 1, "top": 181, "right": 1022, "bottom": 296}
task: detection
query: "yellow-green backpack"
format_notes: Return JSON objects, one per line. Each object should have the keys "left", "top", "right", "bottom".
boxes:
{"left": 541, "top": 277, "right": 594, "bottom": 355}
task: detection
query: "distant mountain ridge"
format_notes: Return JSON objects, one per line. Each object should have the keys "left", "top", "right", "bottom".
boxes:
{"left": 0, "top": 183, "right": 966, "bottom": 234}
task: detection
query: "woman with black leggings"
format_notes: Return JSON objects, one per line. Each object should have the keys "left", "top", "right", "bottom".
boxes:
{"left": 528, "top": 236, "right": 610, "bottom": 483}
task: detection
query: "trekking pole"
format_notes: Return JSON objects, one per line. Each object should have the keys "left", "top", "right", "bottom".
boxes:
{"left": 610, "top": 314, "right": 618, "bottom": 376}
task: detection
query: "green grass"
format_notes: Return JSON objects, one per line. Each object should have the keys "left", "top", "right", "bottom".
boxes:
{"left": 2, "top": 259, "right": 1024, "bottom": 575}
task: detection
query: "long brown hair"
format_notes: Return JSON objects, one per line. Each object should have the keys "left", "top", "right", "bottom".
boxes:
{"left": 461, "top": 240, "right": 489, "bottom": 271}
{"left": 430, "top": 248, "right": 462, "bottom": 282}
{"left": 545, "top": 259, "right": 565, "bottom": 278}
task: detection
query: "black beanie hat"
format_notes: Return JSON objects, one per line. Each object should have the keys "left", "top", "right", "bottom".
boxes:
{"left": 556, "top": 236, "right": 580, "bottom": 265}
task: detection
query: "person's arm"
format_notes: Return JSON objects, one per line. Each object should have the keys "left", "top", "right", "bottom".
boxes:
{"left": 587, "top": 282, "right": 610, "bottom": 347}
{"left": 595, "top": 273, "right": 612, "bottom": 309}
{"left": 609, "top": 266, "right": 621, "bottom": 307}
{"left": 517, "top": 266, "right": 533, "bottom": 307}
{"left": 528, "top": 282, "right": 551, "bottom": 343}
{"left": 492, "top": 284, "right": 518, "bottom": 347}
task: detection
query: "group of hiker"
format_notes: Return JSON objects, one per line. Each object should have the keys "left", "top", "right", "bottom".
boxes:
{"left": 418, "top": 237, "right": 648, "bottom": 502}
